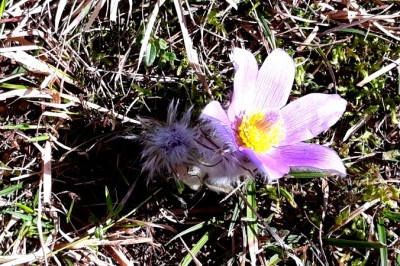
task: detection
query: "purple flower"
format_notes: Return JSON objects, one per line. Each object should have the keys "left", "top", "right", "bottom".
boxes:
{"left": 200, "top": 48, "right": 347, "bottom": 181}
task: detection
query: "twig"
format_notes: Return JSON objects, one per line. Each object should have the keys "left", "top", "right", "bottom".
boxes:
{"left": 357, "top": 57, "right": 400, "bottom": 87}
{"left": 42, "top": 141, "right": 52, "bottom": 204}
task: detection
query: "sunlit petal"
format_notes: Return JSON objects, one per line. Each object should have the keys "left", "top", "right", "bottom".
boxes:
{"left": 253, "top": 49, "right": 295, "bottom": 111}
{"left": 280, "top": 93, "right": 347, "bottom": 146}
{"left": 228, "top": 48, "right": 258, "bottom": 119}
{"left": 275, "top": 142, "right": 346, "bottom": 176}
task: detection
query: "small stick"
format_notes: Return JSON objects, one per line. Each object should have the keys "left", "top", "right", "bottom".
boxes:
{"left": 357, "top": 57, "right": 400, "bottom": 87}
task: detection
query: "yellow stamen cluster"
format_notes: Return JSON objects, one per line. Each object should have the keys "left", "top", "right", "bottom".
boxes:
{"left": 238, "top": 112, "right": 284, "bottom": 153}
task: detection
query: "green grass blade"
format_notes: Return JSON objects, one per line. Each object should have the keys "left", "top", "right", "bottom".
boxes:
{"left": 323, "top": 237, "right": 384, "bottom": 248}
{"left": 63, "top": 257, "right": 74, "bottom": 266}
{"left": 338, "top": 28, "right": 392, "bottom": 42}
{"left": 246, "top": 180, "right": 258, "bottom": 266}
{"left": 66, "top": 196, "right": 75, "bottom": 223}
{"left": 279, "top": 187, "right": 297, "bottom": 208}
{"left": 377, "top": 217, "right": 388, "bottom": 266}
{"left": 5, "top": 211, "right": 52, "bottom": 228}
{"left": 180, "top": 230, "right": 211, "bottom": 266}
{"left": 105, "top": 186, "right": 113, "bottom": 216}
{"left": 0, "top": 183, "right": 23, "bottom": 196}
{"left": 103, "top": 187, "right": 162, "bottom": 231}
{"left": 266, "top": 254, "right": 281, "bottom": 265}
{"left": 0, "top": 83, "right": 31, "bottom": 90}
{"left": 0, "top": 124, "right": 46, "bottom": 130}
{"left": 0, "top": 0, "right": 7, "bottom": 18}
{"left": 228, "top": 200, "right": 241, "bottom": 236}
{"left": 290, "top": 172, "right": 329, "bottom": 178}
{"left": 166, "top": 221, "right": 206, "bottom": 245}
{"left": 15, "top": 202, "right": 34, "bottom": 213}
{"left": 381, "top": 210, "right": 400, "bottom": 222}
{"left": 27, "top": 134, "right": 50, "bottom": 142}
{"left": 254, "top": 10, "right": 276, "bottom": 50}
{"left": 397, "top": 253, "right": 400, "bottom": 266}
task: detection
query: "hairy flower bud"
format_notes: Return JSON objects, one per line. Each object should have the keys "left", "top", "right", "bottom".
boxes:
{"left": 140, "top": 101, "right": 199, "bottom": 181}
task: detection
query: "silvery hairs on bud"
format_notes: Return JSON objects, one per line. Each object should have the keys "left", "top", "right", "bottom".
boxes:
{"left": 140, "top": 101, "right": 199, "bottom": 180}
{"left": 195, "top": 121, "right": 253, "bottom": 189}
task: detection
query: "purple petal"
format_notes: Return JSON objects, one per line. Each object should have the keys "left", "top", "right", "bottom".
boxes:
{"left": 201, "top": 100, "right": 237, "bottom": 148}
{"left": 228, "top": 48, "right": 258, "bottom": 119}
{"left": 241, "top": 148, "right": 290, "bottom": 181}
{"left": 275, "top": 142, "right": 346, "bottom": 176}
{"left": 201, "top": 100, "right": 231, "bottom": 125}
{"left": 253, "top": 49, "right": 295, "bottom": 110}
{"left": 280, "top": 93, "right": 347, "bottom": 146}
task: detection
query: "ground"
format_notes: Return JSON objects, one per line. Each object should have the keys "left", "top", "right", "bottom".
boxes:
{"left": 0, "top": 0, "right": 399, "bottom": 265}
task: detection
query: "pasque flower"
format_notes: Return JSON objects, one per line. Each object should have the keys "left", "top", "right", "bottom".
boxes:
{"left": 140, "top": 100, "right": 248, "bottom": 190}
{"left": 201, "top": 48, "right": 347, "bottom": 181}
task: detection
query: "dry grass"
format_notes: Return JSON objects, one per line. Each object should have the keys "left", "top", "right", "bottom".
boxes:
{"left": 0, "top": 0, "right": 399, "bottom": 265}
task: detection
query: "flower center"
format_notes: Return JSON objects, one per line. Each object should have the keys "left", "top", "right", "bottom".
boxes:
{"left": 238, "top": 111, "right": 284, "bottom": 153}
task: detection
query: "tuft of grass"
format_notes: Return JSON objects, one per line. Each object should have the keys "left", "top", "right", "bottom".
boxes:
{"left": 0, "top": 0, "right": 399, "bottom": 264}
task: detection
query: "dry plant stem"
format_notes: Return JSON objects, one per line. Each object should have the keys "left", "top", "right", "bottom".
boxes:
{"left": 37, "top": 178, "right": 49, "bottom": 266}
{"left": 327, "top": 198, "right": 381, "bottom": 236}
{"left": 293, "top": 37, "right": 351, "bottom": 48}
{"left": 316, "top": 48, "right": 337, "bottom": 90}
{"left": 357, "top": 57, "right": 400, "bottom": 87}
{"left": 104, "top": 246, "right": 133, "bottom": 266}
{"left": 0, "top": 50, "right": 76, "bottom": 86}
{"left": 2, "top": 135, "right": 51, "bottom": 264}
{"left": 65, "top": 238, "right": 153, "bottom": 249}
{"left": 235, "top": 190, "right": 285, "bottom": 248}
{"left": 0, "top": 247, "right": 52, "bottom": 265}
{"left": 343, "top": 114, "right": 372, "bottom": 142}
{"left": 297, "top": 26, "right": 319, "bottom": 52}
{"left": 319, "top": 178, "right": 329, "bottom": 265}
{"left": 0, "top": 89, "right": 140, "bottom": 125}
{"left": 59, "top": 93, "right": 140, "bottom": 124}
{"left": 37, "top": 141, "right": 53, "bottom": 265}
{"left": 319, "top": 16, "right": 384, "bottom": 37}
{"left": 42, "top": 141, "right": 52, "bottom": 204}
{"left": 240, "top": 225, "right": 246, "bottom": 266}
{"left": 173, "top": 0, "right": 211, "bottom": 96}
{"left": 29, "top": 141, "right": 52, "bottom": 266}
{"left": 83, "top": 0, "right": 104, "bottom": 31}
{"left": 180, "top": 237, "right": 202, "bottom": 266}
{"left": 0, "top": 217, "right": 18, "bottom": 244}
{"left": 348, "top": 1, "right": 400, "bottom": 41}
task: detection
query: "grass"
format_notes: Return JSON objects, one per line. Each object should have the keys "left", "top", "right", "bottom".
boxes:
{"left": 0, "top": 0, "right": 399, "bottom": 265}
